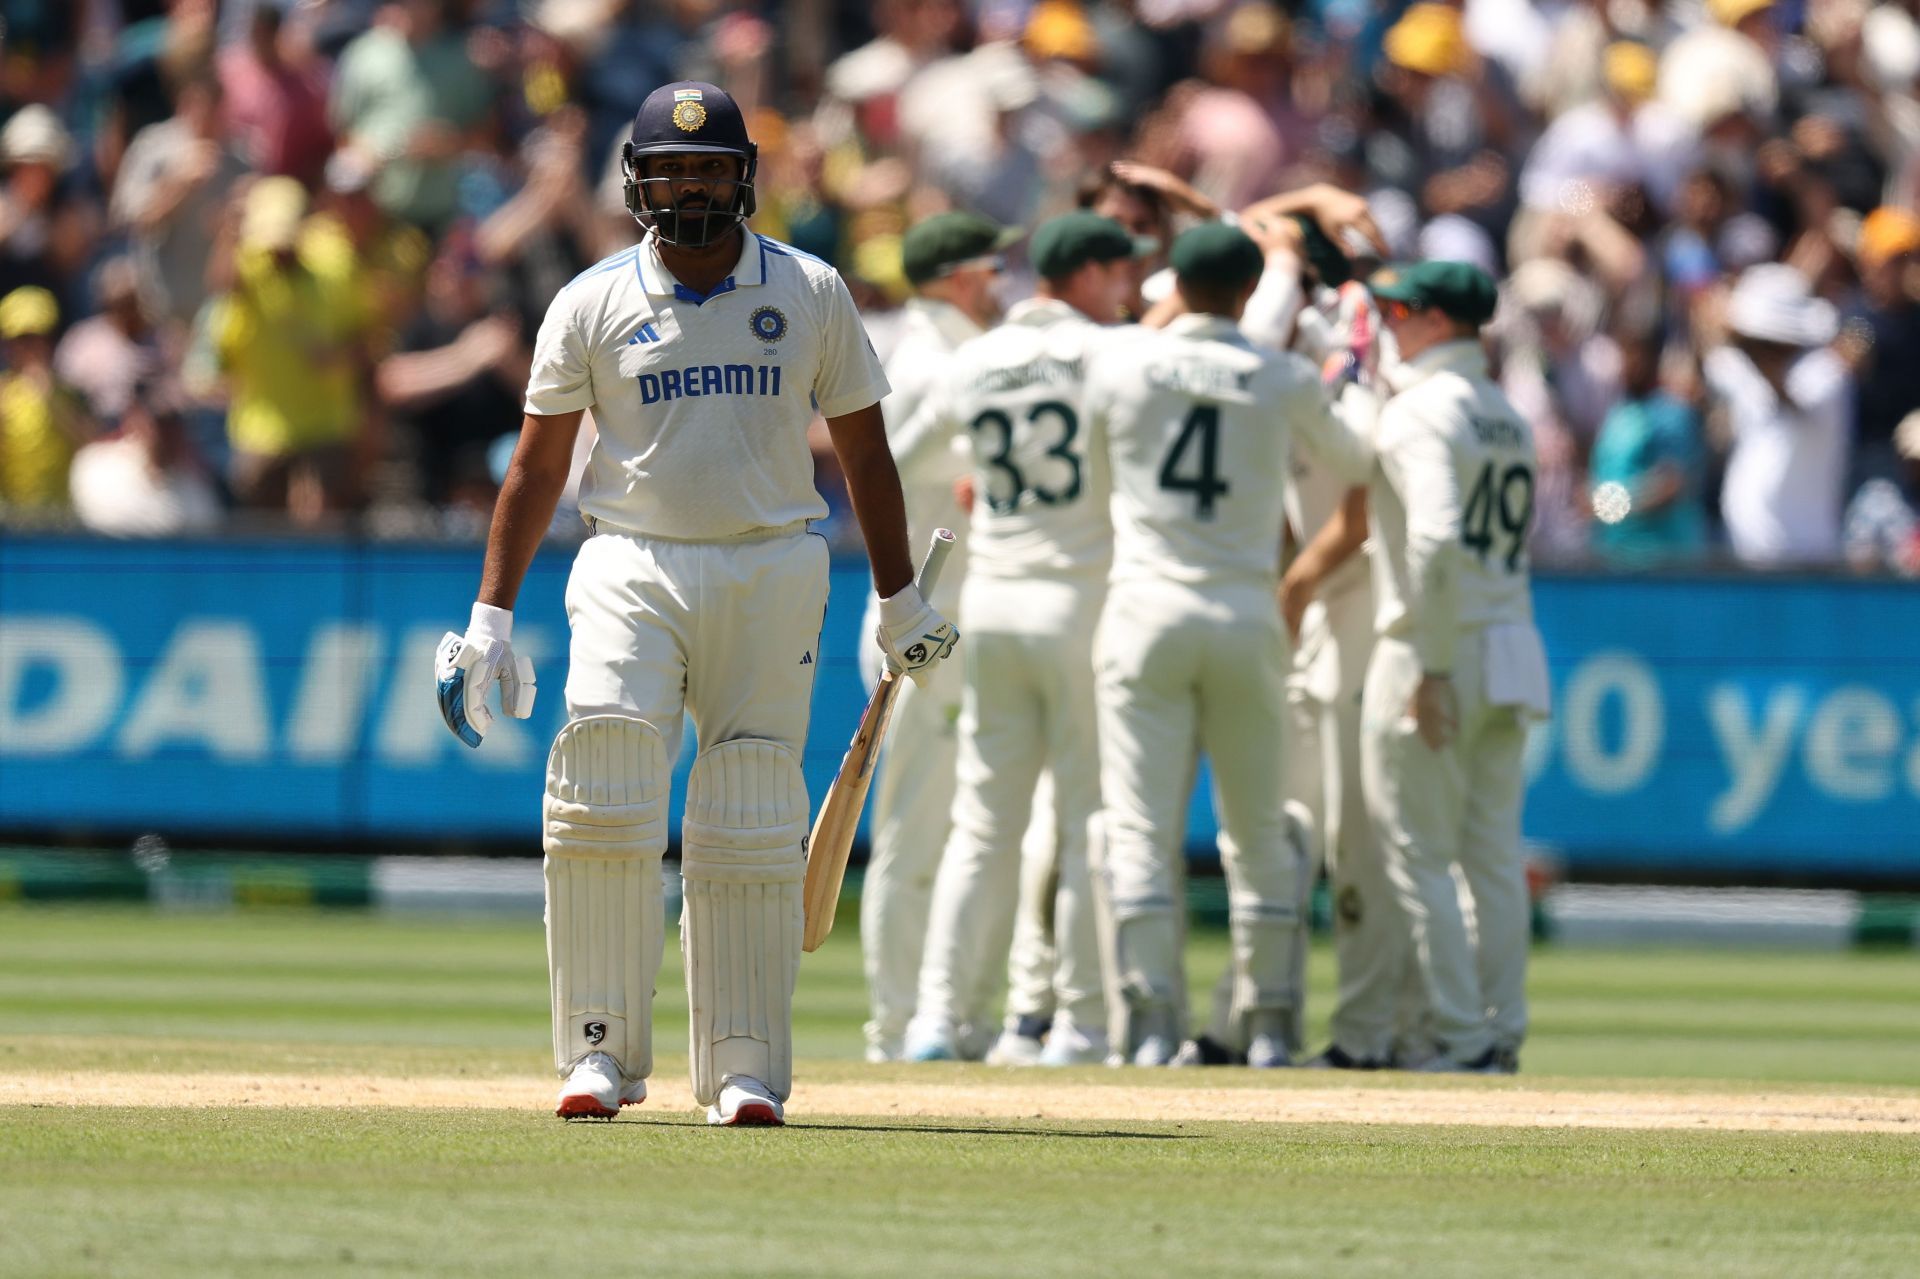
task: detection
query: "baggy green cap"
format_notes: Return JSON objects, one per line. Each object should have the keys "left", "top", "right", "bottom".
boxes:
{"left": 1029, "top": 210, "right": 1157, "bottom": 280}
{"left": 1367, "top": 260, "right": 1500, "bottom": 324}
{"left": 1169, "top": 221, "right": 1265, "bottom": 290}
{"left": 901, "top": 212, "right": 1023, "bottom": 286}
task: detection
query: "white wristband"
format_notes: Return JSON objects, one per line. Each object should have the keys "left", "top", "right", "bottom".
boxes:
{"left": 469, "top": 601, "right": 513, "bottom": 645}
{"left": 878, "top": 582, "right": 925, "bottom": 629}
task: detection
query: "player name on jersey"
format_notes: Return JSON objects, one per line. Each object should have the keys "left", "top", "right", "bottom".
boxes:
{"left": 637, "top": 363, "right": 783, "bottom": 404}
{"left": 1142, "top": 360, "right": 1256, "bottom": 399}
{"left": 964, "top": 356, "right": 1083, "bottom": 394}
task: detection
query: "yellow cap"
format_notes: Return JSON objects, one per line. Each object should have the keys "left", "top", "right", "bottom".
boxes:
{"left": 0, "top": 285, "right": 58, "bottom": 339}
{"left": 240, "top": 176, "right": 309, "bottom": 252}
{"left": 1384, "top": 3, "right": 1469, "bottom": 78}
{"left": 1858, "top": 206, "right": 1920, "bottom": 268}
{"left": 1708, "top": 0, "right": 1774, "bottom": 27}
{"left": 1603, "top": 41, "right": 1658, "bottom": 102}
{"left": 1025, "top": 0, "right": 1097, "bottom": 62}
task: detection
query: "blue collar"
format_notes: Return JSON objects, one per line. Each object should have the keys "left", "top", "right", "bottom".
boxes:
{"left": 672, "top": 276, "right": 737, "bottom": 306}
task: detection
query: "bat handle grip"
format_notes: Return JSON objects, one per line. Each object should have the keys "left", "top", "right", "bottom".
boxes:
{"left": 917, "top": 527, "right": 957, "bottom": 597}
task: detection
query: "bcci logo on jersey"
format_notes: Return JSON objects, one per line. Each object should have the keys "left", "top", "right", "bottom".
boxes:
{"left": 749, "top": 306, "right": 787, "bottom": 343}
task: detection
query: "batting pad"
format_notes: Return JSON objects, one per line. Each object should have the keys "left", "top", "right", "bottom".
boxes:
{"left": 679, "top": 739, "right": 807, "bottom": 1106}
{"left": 543, "top": 715, "right": 669, "bottom": 1080}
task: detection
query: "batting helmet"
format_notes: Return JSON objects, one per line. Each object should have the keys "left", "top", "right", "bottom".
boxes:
{"left": 621, "top": 81, "right": 758, "bottom": 249}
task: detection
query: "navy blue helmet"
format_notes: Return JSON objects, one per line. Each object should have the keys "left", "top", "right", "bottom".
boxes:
{"left": 621, "top": 81, "right": 758, "bottom": 249}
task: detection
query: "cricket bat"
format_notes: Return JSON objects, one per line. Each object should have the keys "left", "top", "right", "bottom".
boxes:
{"left": 801, "top": 527, "right": 957, "bottom": 953}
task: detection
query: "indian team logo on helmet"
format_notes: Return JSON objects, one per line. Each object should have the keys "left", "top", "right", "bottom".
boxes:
{"left": 672, "top": 87, "right": 707, "bottom": 131}
{"left": 750, "top": 306, "right": 788, "bottom": 343}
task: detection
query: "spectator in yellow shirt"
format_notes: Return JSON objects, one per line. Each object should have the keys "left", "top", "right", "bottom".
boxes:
{"left": 206, "top": 177, "right": 371, "bottom": 521}
{"left": 0, "top": 285, "right": 93, "bottom": 511}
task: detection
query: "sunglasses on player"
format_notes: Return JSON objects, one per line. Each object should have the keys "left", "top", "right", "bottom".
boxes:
{"left": 1379, "top": 298, "right": 1427, "bottom": 322}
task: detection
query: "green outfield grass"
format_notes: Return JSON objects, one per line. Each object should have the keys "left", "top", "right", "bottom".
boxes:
{"left": 2, "top": 905, "right": 1918, "bottom": 1278}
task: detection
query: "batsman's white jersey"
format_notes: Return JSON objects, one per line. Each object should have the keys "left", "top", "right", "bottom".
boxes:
{"left": 529, "top": 231, "right": 886, "bottom": 539}
{"left": 1086, "top": 312, "right": 1367, "bottom": 1054}
{"left": 906, "top": 297, "right": 1113, "bottom": 1055}
{"left": 857, "top": 298, "right": 980, "bottom": 1061}
{"left": 527, "top": 230, "right": 889, "bottom": 1105}
{"left": 1359, "top": 338, "right": 1550, "bottom": 1066}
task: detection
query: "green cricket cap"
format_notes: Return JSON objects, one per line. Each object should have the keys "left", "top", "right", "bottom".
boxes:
{"left": 901, "top": 212, "right": 1023, "bottom": 286}
{"left": 1029, "top": 210, "right": 1157, "bottom": 281}
{"left": 1169, "top": 221, "right": 1266, "bottom": 290}
{"left": 1367, "top": 260, "right": 1500, "bottom": 324}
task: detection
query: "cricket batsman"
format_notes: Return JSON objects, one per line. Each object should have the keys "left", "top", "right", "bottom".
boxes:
{"left": 1360, "top": 260, "right": 1550, "bottom": 1073}
{"left": 434, "top": 82, "right": 956, "bottom": 1124}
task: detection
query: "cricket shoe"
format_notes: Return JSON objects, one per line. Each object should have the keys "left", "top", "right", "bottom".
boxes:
{"left": 1303, "top": 1044, "right": 1388, "bottom": 1071}
{"left": 1244, "top": 1011, "right": 1292, "bottom": 1069}
{"left": 903, "top": 1019, "right": 959, "bottom": 1062}
{"left": 1129, "top": 1005, "right": 1185, "bottom": 1067}
{"left": 865, "top": 1035, "right": 904, "bottom": 1065}
{"left": 556, "top": 1051, "right": 642, "bottom": 1120}
{"left": 990, "top": 1013, "right": 1052, "bottom": 1067}
{"left": 707, "top": 1075, "right": 784, "bottom": 1126}
{"left": 1037, "top": 1016, "right": 1108, "bottom": 1067}
{"left": 1413, "top": 1047, "right": 1509, "bottom": 1075}
{"left": 1172, "top": 1035, "right": 1242, "bottom": 1067}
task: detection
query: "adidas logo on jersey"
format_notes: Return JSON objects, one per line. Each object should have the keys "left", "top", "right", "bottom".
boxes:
{"left": 628, "top": 323, "right": 664, "bottom": 345}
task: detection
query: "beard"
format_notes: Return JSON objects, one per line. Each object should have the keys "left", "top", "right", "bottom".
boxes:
{"left": 649, "top": 190, "right": 735, "bottom": 248}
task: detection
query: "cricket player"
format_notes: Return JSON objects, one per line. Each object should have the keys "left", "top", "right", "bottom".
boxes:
{"left": 857, "top": 211, "right": 1017, "bottom": 1063}
{"left": 433, "top": 82, "right": 956, "bottom": 1125}
{"left": 1360, "top": 261, "right": 1550, "bottom": 1074}
{"left": 1085, "top": 223, "right": 1371, "bottom": 1067}
{"left": 1245, "top": 258, "right": 1427, "bottom": 1070}
{"left": 901, "top": 211, "right": 1152, "bottom": 1066}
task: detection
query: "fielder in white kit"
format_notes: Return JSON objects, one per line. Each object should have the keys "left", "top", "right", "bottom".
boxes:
{"left": 433, "top": 82, "right": 956, "bottom": 1124}
{"left": 1360, "top": 261, "right": 1549, "bottom": 1074}
{"left": 901, "top": 211, "right": 1152, "bottom": 1066}
{"left": 1179, "top": 232, "right": 1405, "bottom": 1067}
{"left": 856, "top": 212, "right": 1015, "bottom": 1063}
{"left": 1251, "top": 253, "right": 1425, "bottom": 1071}
{"left": 1086, "top": 223, "right": 1372, "bottom": 1067}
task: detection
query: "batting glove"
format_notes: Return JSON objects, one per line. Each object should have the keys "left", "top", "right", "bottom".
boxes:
{"left": 876, "top": 582, "right": 959, "bottom": 688}
{"left": 435, "top": 602, "right": 537, "bottom": 748}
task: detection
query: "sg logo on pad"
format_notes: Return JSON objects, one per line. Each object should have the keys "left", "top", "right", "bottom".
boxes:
{"left": 584, "top": 1021, "right": 607, "bottom": 1046}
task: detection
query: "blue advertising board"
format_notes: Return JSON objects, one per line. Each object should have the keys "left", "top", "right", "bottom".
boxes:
{"left": 3, "top": 535, "right": 1918, "bottom": 881}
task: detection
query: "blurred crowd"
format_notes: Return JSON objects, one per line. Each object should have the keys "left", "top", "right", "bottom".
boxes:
{"left": 1, "top": 0, "right": 1918, "bottom": 571}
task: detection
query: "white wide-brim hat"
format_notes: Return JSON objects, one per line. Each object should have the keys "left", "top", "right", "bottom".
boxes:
{"left": 1726, "top": 263, "right": 1838, "bottom": 347}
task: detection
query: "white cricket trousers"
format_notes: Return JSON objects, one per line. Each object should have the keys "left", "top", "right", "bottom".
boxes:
{"left": 1308, "top": 585, "right": 1424, "bottom": 1061}
{"left": 1360, "top": 631, "right": 1529, "bottom": 1062}
{"left": 914, "top": 572, "right": 1107, "bottom": 1040}
{"left": 1096, "top": 578, "right": 1306, "bottom": 1041}
{"left": 564, "top": 528, "right": 829, "bottom": 751}
{"left": 1204, "top": 578, "right": 1421, "bottom": 1060}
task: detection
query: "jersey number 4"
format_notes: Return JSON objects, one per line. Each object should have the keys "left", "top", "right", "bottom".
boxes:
{"left": 1462, "top": 461, "right": 1534, "bottom": 571}
{"left": 1157, "top": 404, "right": 1230, "bottom": 520}
{"left": 969, "top": 401, "right": 1082, "bottom": 514}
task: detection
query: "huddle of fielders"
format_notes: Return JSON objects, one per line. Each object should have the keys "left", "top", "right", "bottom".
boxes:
{"left": 862, "top": 189, "right": 1548, "bottom": 1077}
